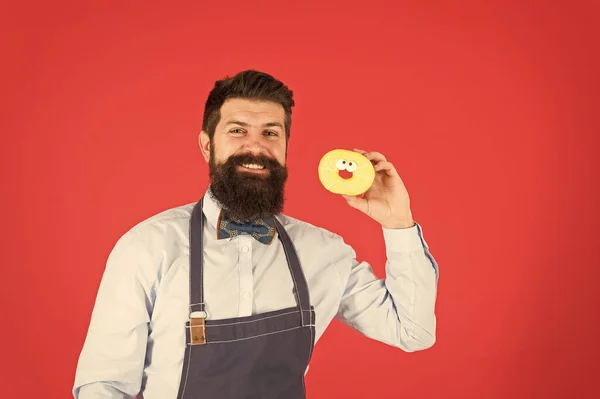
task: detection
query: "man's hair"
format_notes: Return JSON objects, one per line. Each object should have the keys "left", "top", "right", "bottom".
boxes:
{"left": 201, "top": 70, "right": 295, "bottom": 141}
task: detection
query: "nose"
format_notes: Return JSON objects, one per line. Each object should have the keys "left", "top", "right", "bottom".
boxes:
{"left": 240, "top": 132, "right": 266, "bottom": 155}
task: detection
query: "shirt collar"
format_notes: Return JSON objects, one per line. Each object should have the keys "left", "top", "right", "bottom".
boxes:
{"left": 201, "top": 186, "right": 223, "bottom": 231}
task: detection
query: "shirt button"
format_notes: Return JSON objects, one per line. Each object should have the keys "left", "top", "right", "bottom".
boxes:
{"left": 243, "top": 292, "right": 251, "bottom": 299}
{"left": 241, "top": 245, "right": 249, "bottom": 252}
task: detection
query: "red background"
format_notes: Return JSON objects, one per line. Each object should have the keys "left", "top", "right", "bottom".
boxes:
{"left": 2, "top": 1, "right": 599, "bottom": 398}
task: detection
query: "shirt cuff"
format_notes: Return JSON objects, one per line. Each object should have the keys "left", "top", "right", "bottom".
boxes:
{"left": 382, "top": 222, "right": 426, "bottom": 253}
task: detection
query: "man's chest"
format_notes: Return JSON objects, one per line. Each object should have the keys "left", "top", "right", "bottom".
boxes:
{"left": 149, "top": 235, "right": 343, "bottom": 340}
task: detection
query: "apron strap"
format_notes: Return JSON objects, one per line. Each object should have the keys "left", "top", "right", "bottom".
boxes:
{"left": 189, "top": 198, "right": 206, "bottom": 314}
{"left": 273, "top": 216, "right": 312, "bottom": 314}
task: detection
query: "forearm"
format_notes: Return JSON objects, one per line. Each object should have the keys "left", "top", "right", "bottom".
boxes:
{"left": 335, "top": 223, "right": 439, "bottom": 352}
{"left": 74, "top": 383, "right": 136, "bottom": 399}
{"left": 73, "top": 324, "right": 148, "bottom": 399}
{"left": 383, "top": 223, "right": 438, "bottom": 349}
{"left": 73, "top": 308, "right": 149, "bottom": 399}
{"left": 73, "top": 232, "right": 155, "bottom": 398}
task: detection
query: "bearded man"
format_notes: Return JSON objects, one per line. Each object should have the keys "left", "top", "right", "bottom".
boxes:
{"left": 73, "top": 70, "right": 439, "bottom": 399}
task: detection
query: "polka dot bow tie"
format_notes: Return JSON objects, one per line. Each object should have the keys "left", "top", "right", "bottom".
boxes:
{"left": 217, "top": 212, "right": 276, "bottom": 245}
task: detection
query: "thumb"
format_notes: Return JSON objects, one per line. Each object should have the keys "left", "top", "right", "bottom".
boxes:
{"left": 342, "top": 194, "right": 370, "bottom": 215}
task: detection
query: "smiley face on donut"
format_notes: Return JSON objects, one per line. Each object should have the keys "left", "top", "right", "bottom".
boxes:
{"left": 318, "top": 149, "right": 375, "bottom": 195}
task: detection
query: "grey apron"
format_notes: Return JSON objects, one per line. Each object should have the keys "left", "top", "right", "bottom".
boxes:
{"left": 175, "top": 197, "right": 316, "bottom": 399}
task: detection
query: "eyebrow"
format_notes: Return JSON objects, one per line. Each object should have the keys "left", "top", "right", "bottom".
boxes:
{"left": 225, "top": 120, "right": 284, "bottom": 129}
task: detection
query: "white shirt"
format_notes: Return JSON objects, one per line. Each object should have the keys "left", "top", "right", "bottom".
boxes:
{"left": 72, "top": 188, "right": 439, "bottom": 399}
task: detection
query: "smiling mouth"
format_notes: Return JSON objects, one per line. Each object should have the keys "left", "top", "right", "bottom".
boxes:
{"left": 339, "top": 170, "right": 353, "bottom": 179}
{"left": 238, "top": 163, "right": 268, "bottom": 173}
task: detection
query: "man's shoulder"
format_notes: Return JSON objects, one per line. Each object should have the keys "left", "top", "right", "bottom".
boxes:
{"left": 101, "top": 202, "right": 197, "bottom": 272}
{"left": 122, "top": 202, "right": 197, "bottom": 240}
{"left": 276, "top": 213, "right": 356, "bottom": 264}
{"left": 276, "top": 213, "right": 349, "bottom": 249}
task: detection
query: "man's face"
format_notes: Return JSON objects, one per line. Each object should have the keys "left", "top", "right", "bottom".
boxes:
{"left": 199, "top": 98, "right": 289, "bottom": 221}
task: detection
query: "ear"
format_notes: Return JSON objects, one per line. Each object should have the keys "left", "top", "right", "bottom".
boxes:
{"left": 199, "top": 130, "right": 210, "bottom": 162}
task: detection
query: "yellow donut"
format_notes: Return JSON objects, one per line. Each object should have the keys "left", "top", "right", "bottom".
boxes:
{"left": 318, "top": 149, "right": 375, "bottom": 195}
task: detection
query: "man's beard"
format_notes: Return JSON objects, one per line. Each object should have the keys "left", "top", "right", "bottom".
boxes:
{"left": 208, "top": 146, "right": 288, "bottom": 221}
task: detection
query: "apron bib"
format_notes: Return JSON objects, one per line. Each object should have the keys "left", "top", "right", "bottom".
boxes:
{"left": 175, "top": 197, "right": 316, "bottom": 399}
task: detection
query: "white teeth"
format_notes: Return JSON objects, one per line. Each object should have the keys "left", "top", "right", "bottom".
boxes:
{"left": 242, "top": 163, "right": 264, "bottom": 170}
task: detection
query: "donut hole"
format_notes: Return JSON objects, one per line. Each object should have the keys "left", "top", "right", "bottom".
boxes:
{"left": 338, "top": 169, "right": 353, "bottom": 180}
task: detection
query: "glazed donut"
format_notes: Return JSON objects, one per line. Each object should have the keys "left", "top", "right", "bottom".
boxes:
{"left": 318, "top": 149, "right": 375, "bottom": 195}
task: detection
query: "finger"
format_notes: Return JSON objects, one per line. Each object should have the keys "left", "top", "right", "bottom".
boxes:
{"left": 353, "top": 148, "right": 367, "bottom": 154}
{"left": 362, "top": 151, "right": 387, "bottom": 163}
{"left": 373, "top": 161, "right": 399, "bottom": 177}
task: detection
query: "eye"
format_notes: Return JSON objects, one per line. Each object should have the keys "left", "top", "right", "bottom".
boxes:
{"left": 230, "top": 129, "right": 245, "bottom": 134}
{"left": 335, "top": 159, "right": 347, "bottom": 170}
{"left": 264, "top": 130, "right": 278, "bottom": 137}
{"left": 347, "top": 161, "right": 358, "bottom": 172}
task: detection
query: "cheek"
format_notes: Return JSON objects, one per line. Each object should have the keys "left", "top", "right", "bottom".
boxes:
{"left": 213, "top": 140, "right": 238, "bottom": 163}
{"left": 271, "top": 143, "right": 287, "bottom": 164}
